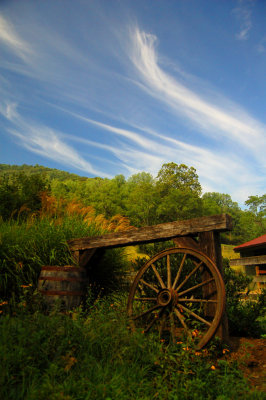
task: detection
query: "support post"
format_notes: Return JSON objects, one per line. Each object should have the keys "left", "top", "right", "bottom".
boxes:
{"left": 199, "top": 231, "right": 230, "bottom": 345}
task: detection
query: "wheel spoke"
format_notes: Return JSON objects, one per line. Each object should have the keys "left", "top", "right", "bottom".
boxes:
{"left": 172, "top": 253, "right": 186, "bottom": 290}
{"left": 178, "top": 298, "right": 218, "bottom": 303}
{"left": 132, "top": 304, "right": 162, "bottom": 320}
{"left": 127, "top": 247, "right": 225, "bottom": 350}
{"left": 151, "top": 263, "right": 166, "bottom": 289}
{"left": 174, "top": 307, "right": 191, "bottom": 336}
{"left": 144, "top": 308, "right": 164, "bottom": 333}
{"left": 135, "top": 297, "right": 157, "bottom": 302}
{"left": 175, "top": 261, "right": 203, "bottom": 292}
{"left": 170, "top": 312, "right": 176, "bottom": 341}
{"left": 177, "top": 304, "right": 211, "bottom": 327}
{"left": 140, "top": 279, "right": 159, "bottom": 293}
{"left": 167, "top": 255, "right": 171, "bottom": 288}
{"left": 178, "top": 277, "right": 215, "bottom": 297}
{"left": 159, "top": 311, "right": 167, "bottom": 336}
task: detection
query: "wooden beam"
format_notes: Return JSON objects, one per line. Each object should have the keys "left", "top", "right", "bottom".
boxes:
{"left": 68, "top": 214, "right": 232, "bottom": 251}
{"left": 230, "top": 255, "right": 266, "bottom": 266}
{"left": 198, "top": 231, "right": 230, "bottom": 345}
{"left": 172, "top": 236, "right": 200, "bottom": 250}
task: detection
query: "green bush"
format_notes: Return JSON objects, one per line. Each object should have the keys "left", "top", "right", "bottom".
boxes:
{"left": 0, "top": 295, "right": 264, "bottom": 400}
{"left": 0, "top": 215, "right": 128, "bottom": 303}
{"left": 223, "top": 258, "right": 266, "bottom": 337}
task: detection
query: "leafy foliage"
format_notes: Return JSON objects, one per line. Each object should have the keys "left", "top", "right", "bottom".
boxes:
{"left": 0, "top": 163, "right": 265, "bottom": 243}
{"left": 0, "top": 296, "right": 264, "bottom": 400}
{"left": 0, "top": 172, "right": 49, "bottom": 220}
{"left": 0, "top": 164, "right": 265, "bottom": 399}
{"left": 223, "top": 259, "right": 266, "bottom": 337}
{"left": 0, "top": 194, "right": 132, "bottom": 302}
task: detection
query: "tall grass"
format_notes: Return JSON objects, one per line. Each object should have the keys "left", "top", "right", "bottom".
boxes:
{"left": 0, "top": 194, "right": 132, "bottom": 301}
{"left": 1, "top": 194, "right": 265, "bottom": 399}
{"left": 0, "top": 295, "right": 264, "bottom": 400}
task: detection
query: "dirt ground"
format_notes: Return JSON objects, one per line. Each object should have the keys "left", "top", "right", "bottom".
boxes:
{"left": 226, "top": 337, "right": 266, "bottom": 392}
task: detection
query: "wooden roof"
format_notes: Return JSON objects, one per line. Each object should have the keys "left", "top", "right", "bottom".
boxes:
{"left": 234, "top": 234, "right": 266, "bottom": 252}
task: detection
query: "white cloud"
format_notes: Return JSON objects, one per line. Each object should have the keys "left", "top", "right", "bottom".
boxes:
{"left": 63, "top": 111, "right": 262, "bottom": 202}
{"left": 233, "top": 0, "right": 254, "bottom": 41}
{"left": 0, "top": 103, "right": 111, "bottom": 178}
{"left": 0, "top": 15, "right": 33, "bottom": 61}
{"left": 5, "top": 102, "right": 18, "bottom": 120}
{"left": 256, "top": 36, "right": 266, "bottom": 53}
{"left": 129, "top": 28, "right": 265, "bottom": 165}
{"left": 0, "top": 5, "right": 265, "bottom": 205}
{"left": 9, "top": 126, "right": 111, "bottom": 177}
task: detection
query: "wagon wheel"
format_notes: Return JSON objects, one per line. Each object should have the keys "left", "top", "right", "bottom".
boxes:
{"left": 127, "top": 247, "right": 225, "bottom": 349}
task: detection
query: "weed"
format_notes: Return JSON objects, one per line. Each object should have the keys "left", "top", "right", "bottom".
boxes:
{"left": 0, "top": 296, "right": 264, "bottom": 400}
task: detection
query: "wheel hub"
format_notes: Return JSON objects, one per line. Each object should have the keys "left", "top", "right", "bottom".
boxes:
{"left": 157, "top": 288, "right": 178, "bottom": 307}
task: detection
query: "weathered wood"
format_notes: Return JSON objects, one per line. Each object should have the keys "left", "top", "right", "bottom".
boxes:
{"left": 68, "top": 214, "right": 232, "bottom": 251}
{"left": 255, "top": 266, "right": 266, "bottom": 291}
{"left": 199, "top": 231, "right": 230, "bottom": 345}
{"left": 230, "top": 255, "right": 266, "bottom": 266}
{"left": 172, "top": 236, "right": 200, "bottom": 250}
{"left": 256, "top": 266, "right": 266, "bottom": 275}
{"left": 78, "top": 249, "right": 97, "bottom": 268}
{"left": 72, "top": 250, "right": 80, "bottom": 264}
{"left": 199, "top": 231, "right": 218, "bottom": 317}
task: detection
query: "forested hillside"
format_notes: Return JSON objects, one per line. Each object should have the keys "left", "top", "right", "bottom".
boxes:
{"left": 0, "top": 163, "right": 265, "bottom": 400}
{"left": 0, "top": 162, "right": 265, "bottom": 244}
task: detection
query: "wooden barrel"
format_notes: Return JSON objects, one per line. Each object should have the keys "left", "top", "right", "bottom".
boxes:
{"left": 38, "top": 265, "right": 87, "bottom": 310}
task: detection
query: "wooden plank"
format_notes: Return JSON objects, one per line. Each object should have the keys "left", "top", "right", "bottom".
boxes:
{"left": 199, "top": 231, "right": 230, "bottom": 345}
{"left": 256, "top": 266, "right": 266, "bottom": 275}
{"left": 230, "top": 255, "right": 266, "bottom": 266}
{"left": 78, "top": 249, "right": 97, "bottom": 268}
{"left": 68, "top": 214, "right": 232, "bottom": 251}
{"left": 172, "top": 236, "right": 200, "bottom": 250}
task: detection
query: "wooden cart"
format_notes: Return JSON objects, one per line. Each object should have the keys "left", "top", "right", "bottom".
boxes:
{"left": 68, "top": 214, "right": 232, "bottom": 349}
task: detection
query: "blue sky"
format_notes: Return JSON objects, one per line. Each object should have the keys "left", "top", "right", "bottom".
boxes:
{"left": 0, "top": 0, "right": 265, "bottom": 206}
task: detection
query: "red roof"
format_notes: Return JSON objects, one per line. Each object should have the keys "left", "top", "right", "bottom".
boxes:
{"left": 234, "top": 234, "right": 266, "bottom": 251}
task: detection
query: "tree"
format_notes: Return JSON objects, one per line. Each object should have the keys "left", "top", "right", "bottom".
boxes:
{"left": 244, "top": 194, "right": 266, "bottom": 238}
{"left": 155, "top": 163, "right": 202, "bottom": 223}
{"left": 125, "top": 172, "right": 158, "bottom": 226}
{"left": 245, "top": 194, "right": 266, "bottom": 217}
{"left": 156, "top": 163, "right": 202, "bottom": 196}
{"left": 202, "top": 192, "right": 239, "bottom": 213}
{"left": 0, "top": 173, "right": 49, "bottom": 220}
{"left": 0, "top": 176, "right": 18, "bottom": 220}
{"left": 155, "top": 188, "right": 202, "bottom": 223}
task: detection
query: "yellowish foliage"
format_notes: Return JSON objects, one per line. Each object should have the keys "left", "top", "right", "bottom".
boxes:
{"left": 18, "top": 204, "right": 30, "bottom": 217}
{"left": 62, "top": 354, "right": 77, "bottom": 371}
{"left": 37, "top": 192, "right": 133, "bottom": 233}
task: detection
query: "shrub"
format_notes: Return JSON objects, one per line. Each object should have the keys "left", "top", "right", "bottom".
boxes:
{"left": 0, "top": 295, "right": 264, "bottom": 400}
{"left": 0, "top": 194, "right": 132, "bottom": 303}
{"left": 223, "top": 258, "right": 266, "bottom": 337}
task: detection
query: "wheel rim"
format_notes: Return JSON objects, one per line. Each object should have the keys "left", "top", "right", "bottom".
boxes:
{"left": 127, "top": 247, "right": 225, "bottom": 349}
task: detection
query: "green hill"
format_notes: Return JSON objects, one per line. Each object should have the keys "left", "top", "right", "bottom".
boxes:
{"left": 0, "top": 163, "right": 89, "bottom": 182}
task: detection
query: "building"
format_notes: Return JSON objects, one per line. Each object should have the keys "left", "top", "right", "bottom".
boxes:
{"left": 230, "top": 234, "right": 266, "bottom": 290}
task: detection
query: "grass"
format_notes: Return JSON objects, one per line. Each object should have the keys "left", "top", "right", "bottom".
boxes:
{"left": 0, "top": 194, "right": 132, "bottom": 302}
{"left": 0, "top": 194, "right": 265, "bottom": 399}
{"left": 0, "top": 295, "right": 264, "bottom": 400}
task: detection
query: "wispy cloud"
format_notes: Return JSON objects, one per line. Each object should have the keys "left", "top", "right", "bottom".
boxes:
{"left": 0, "top": 3, "right": 265, "bottom": 205}
{"left": 129, "top": 28, "right": 265, "bottom": 164}
{"left": 256, "top": 36, "right": 266, "bottom": 53}
{"left": 63, "top": 110, "right": 263, "bottom": 202}
{"left": 0, "top": 15, "right": 33, "bottom": 61}
{"left": 0, "top": 102, "right": 111, "bottom": 177}
{"left": 233, "top": 0, "right": 254, "bottom": 41}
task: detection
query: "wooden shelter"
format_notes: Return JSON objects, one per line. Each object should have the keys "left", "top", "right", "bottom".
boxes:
{"left": 230, "top": 234, "right": 266, "bottom": 290}
{"left": 67, "top": 214, "right": 232, "bottom": 348}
